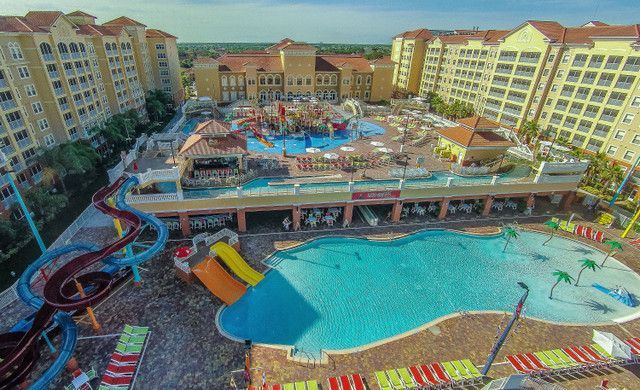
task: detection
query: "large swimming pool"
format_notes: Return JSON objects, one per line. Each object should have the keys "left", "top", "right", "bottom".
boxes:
{"left": 218, "top": 230, "right": 640, "bottom": 355}
{"left": 240, "top": 120, "right": 385, "bottom": 154}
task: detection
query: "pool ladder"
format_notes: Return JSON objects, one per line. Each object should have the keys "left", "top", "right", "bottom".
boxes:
{"left": 293, "top": 347, "right": 316, "bottom": 368}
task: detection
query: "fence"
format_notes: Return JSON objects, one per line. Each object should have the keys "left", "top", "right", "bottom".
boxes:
{"left": 0, "top": 282, "right": 18, "bottom": 310}
{"left": 106, "top": 134, "right": 148, "bottom": 183}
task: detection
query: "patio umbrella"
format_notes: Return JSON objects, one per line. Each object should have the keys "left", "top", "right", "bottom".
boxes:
{"left": 174, "top": 246, "right": 192, "bottom": 259}
{"left": 324, "top": 153, "right": 339, "bottom": 160}
{"left": 340, "top": 146, "right": 355, "bottom": 152}
{"left": 592, "top": 330, "right": 632, "bottom": 359}
{"left": 371, "top": 141, "right": 384, "bottom": 147}
{"left": 305, "top": 147, "right": 321, "bottom": 153}
{"left": 376, "top": 147, "right": 393, "bottom": 153}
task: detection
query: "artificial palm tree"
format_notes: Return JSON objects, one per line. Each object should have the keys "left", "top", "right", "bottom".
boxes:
{"left": 574, "top": 258, "right": 600, "bottom": 286}
{"left": 542, "top": 219, "right": 559, "bottom": 246}
{"left": 600, "top": 240, "right": 623, "bottom": 266}
{"left": 503, "top": 226, "right": 519, "bottom": 252}
{"left": 549, "top": 270, "right": 574, "bottom": 299}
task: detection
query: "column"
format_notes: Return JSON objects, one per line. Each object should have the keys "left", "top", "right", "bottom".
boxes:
{"left": 438, "top": 198, "right": 449, "bottom": 220}
{"left": 178, "top": 212, "right": 191, "bottom": 236}
{"left": 292, "top": 206, "right": 301, "bottom": 231}
{"left": 482, "top": 196, "right": 494, "bottom": 216}
{"left": 343, "top": 203, "right": 354, "bottom": 226}
{"left": 237, "top": 209, "right": 247, "bottom": 232}
{"left": 391, "top": 201, "right": 403, "bottom": 223}
{"left": 560, "top": 191, "right": 576, "bottom": 211}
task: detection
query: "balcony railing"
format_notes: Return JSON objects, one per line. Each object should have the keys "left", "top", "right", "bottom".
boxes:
{"left": 64, "top": 118, "right": 75, "bottom": 127}
{"left": 54, "top": 87, "right": 64, "bottom": 96}
{"left": 597, "top": 79, "right": 612, "bottom": 87}
{"left": 560, "top": 90, "right": 573, "bottom": 97}
{"left": 574, "top": 93, "right": 588, "bottom": 100}
{"left": 65, "top": 69, "right": 74, "bottom": 77}
{"left": 498, "top": 56, "right": 517, "bottom": 62}
{"left": 600, "top": 114, "right": 616, "bottom": 122}
{"left": 80, "top": 82, "right": 89, "bottom": 89}
{"left": 42, "top": 53, "right": 54, "bottom": 62}
{"left": 576, "top": 125, "right": 591, "bottom": 133}
{"left": 495, "top": 68, "right": 512, "bottom": 75}
{"left": 572, "top": 60, "right": 586, "bottom": 67}
{"left": 48, "top": 71, "right": 59, "bottom": 79}
{"left": 8, "top": 119, "right": 24, "bottom": 130}
{"left": 607, "top": 99, "right": 624, "bottom": 106}
{"left": 615, "top": 82, "right": 632, "bottom": 89}
{"left": 59, "top": 103, "right": 70, "bottom": 111}
{"left": 605, "top": 62, "right": 620, "bottom": 70}
{"left": 16, "top": 137, "right": 32, "bottom": 149}
{"left": 592, "top": 130, "right": 610, "bottom": 138}
{"left": 0, "top": 79, "right": 7, "bottom": 89}
{"left": 511, "top": 83, "right": 529, "bottom": 91}
{"left": 71, "top": 52, "right": 81, "bottom": 59}
{"left": 569, "top": 107, "right": 582, "bottom": 115}
{"left": 566, "top": 76, "right": 579, "bottom": 82}
{"left": 514, "top": 71, "right": 535, "bottom": 77}
{"left": 623, "top": 64, "right": 640, "bottom": 72}
{"left": 76, "top": 67, "right": 85, "bottom": 75}
{"left": 0, "top": 100, "right": 17, "bottom": 111}
{"left": 79, "top": 114, "right": 88, "bottom": 122}
{"left": 507, "top": 95, "right": 525, "bottom": 103}
{"left": 60, "top": 53, "right": 70, "bottom": 60}
{"left": 0, "top": 145, "right": 15, "bottom": 156}
{"left": 588, "top": 62, "right": 603, "bottom": 69}
{"left": 591, "top": 95, "right": 605, "bottom": 103}
{"left": 550, "top": 117, "right": 562, "bottom": 125}
{"left": 70, "top": 84, "right": 80, "bottom": 92}
{"left": 519, "top": 56, "right": 539, "bottom": 64}
{"left": 584, "top": 111, "right": 597, "bottom": 118}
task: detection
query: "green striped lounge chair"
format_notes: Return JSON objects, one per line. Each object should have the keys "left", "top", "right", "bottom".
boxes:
{"left": 441, "top": 361, "right": 464, "bottom": 383}
{"left": 123, "top": 325, "right": 149, "bottom": 336}
{"left": 385, "top": 369, "right": 406, "bottom": 389}
{"left": 375, "top": 371, "right": 392, "bottom": 390}
{"left": 396, "top": 368, "right": 417, "bottom": 388}
{"left": 305, "top": 380, "right": 318, "bottom": 390}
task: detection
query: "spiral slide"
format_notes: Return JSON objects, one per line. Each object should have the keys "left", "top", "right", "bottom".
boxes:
{"left": 0, "top": 176, "right": 168, "bottom": 389}
{"left": 192, "top": 256, "right": 246, "bottom": 305}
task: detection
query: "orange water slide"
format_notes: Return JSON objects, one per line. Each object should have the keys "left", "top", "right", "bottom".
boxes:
{"left": 192, "top": 256, "right": 246, "bottom": 305}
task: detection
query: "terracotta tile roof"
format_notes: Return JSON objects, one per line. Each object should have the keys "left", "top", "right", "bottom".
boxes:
{"left": 315, "top": 56, "right": 339, "bottom": 72}
{"left": 0, "top": 16, "right": 44, "bottom": 33}
{"left": 265, "top": 38, "right": 295, "bottom": 52}
{"left": 369, "top": 56, "right": 393, "bottom": 65}
{"left": 527, "top": 20, "right": 566, "bottom": 42}
{"left": 439, "top": 34, "right": 475, "bottom": 44}
{"left": 146, "top": 28, "right": 177, "bottom": 39}
{"left": 394, "top": 28, "right": 433, "bottom": 40}
{"left": 437, "top": 126, "right": 514, "bottom": 148}
{"left": 24, "top": 11, "right": 65, "bottom": 31}
{"left": 103, "top": 16, "right": 146, "bottom": 27}
{"left": 477, "top": 30, "right": 510, "bottom": 43}
{"left": 319, "top": 55, "right": 372, "bottom": 72}
{"left": 67, "top": 10, "right": 96, "bottom": 18}
{"left": 582, "top": 21, "right": 609, "bottom": 27}
{"left": 77, "top": 24, "right": 122, "bottom": 37}
{"left": 178, "top": 133, "right": 247, "bottom": 157}
{"left": 216, "top": 54, "right": 283, "bottom": 72}
{"left": 458, "top": 116, "right": 502, "bottom": 130}
{"left": 194, "top": 120, "right": 231, "bottom": 136}
{"left": 193, "top": 57, "right": 219, "bottom": 65}
{"left": 281, "top": 42, "right": 317, "bottom": 51}
{"left": 437, "top": 30, "right": 509, "bottom": 45}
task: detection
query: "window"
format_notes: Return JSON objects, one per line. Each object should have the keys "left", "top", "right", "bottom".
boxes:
{"left": 606, "top": 145, "right": 618, "bottom": 155}
{"left": 155, "top": 44, "right": 165, "bottom": 50}
{"left": 633, "top": 134, "right": 640, "bottom": 145}
{"left": 622, "top": 113, "right": 635, "bottom": 124}
{"left": 614, "top": 129, "right": 626, "bottom": 140}
{"left": 623, "top": 150, "right": 635, "bottom": 161}
{"left": 17, "top": 66, "right": 30, "bottom": 79}
{"left": 631, "top": 96, "right": 640, "bottom": 107}
{"left": 37, "top": 118, "right": 49, "bottom": 131}
{"left": 44, "top": 134, "right": 55, "bottom": 147}
{"left": 25, "top": 85, "right": 37, "bottom": 97}
{"left": 8, "top": 42, "right": 23, "bottom": 60}
{"left": 31, "top": 102, "right": 43, "bottom": 114}
{"left": 551, "top": 84, "right": 558, "bottom": 92}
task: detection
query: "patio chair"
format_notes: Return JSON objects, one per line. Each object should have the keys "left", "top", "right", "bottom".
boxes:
{"left": 374, "top": 371, "right": 392, "bottom": 390}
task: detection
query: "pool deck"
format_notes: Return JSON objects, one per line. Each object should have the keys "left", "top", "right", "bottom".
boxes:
{"left": 8, "top": 203, "right": 640, "bottom": 389}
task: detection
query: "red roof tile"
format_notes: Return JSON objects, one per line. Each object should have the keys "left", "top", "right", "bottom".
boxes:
{"left": 265, "top": 38, "right": 295, "bottom": 52}
{"left": 0, "top": 16, "right": 44, "bottom": 33}
{"left": 527, "top": 20, "right": 566, "bottom": 42}
{"left": 24, "top": 11, "right": 65, "bottom": 31}
{"left": 103, "top": 16, "right": 146, "bottom": 27}
{"left": 394, "top": 28, "right": 433, "bottom": 40}
{"left": 457, "top": 116, "right": 502, "bottom": 130}
{"left": 67, "top": 10, "right": 96, "bottom": 18}
{"left": 281, "top": 42, "right": 317, "bottom": 51}
{"left": 179, "top": 133, "right": 247, "bottom": 157}
{"left": 146, "top": 28, "right": 177, "bottom": 39}
{"left": 319, "top": 55, "right": 372, "bottom": 72}
{"left": 437, "top": 126, "right": 514, "bottom": 148}
{"left": 369, "top": 56, "right": 393, "bottom": 65}
{"left": 216, "top": 54, "right": 283, "bottom": 72}
{"left": 194, "top": 120, "right": 231, "bottom": 136}
{"left": 77, "top": 24, "right": 123, "bottom": 37}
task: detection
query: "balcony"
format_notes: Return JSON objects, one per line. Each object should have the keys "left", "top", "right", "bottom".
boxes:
{"left": 54, "top": 87, "right": 64, "bottom": 96}
{"left": 511, "top": 83, "right": 529, "bottom": 91}
{"left": 560, "top": 90, "right": 573, "bottom": 97}
{"left": 71, "top": 52, "right": 81, "bottom": 59}
{"left": 582, "top": 77, "right": 596, "bottom": 84}
{"left": 566, "top": 76, "right": 579, "bottom": 82}
{"left": 597, "top": 79, "right": 612, "bottom": 87}
{"left": 79, "top": 114, "right": 89, "bottom": 122}
{"left": 8, "top": 119, "right": 24, "bottom": 130}
{"left": 615, "top": 82, "right": 632, "bottom": 89}
{"left": 48, "top": 70, "right": 59, "bottom": 79}
{"left": 1, "top": 195, "right": 16, "bottom": 210}
{"left": 514, "top": 70, "right": 535, "bottom": 77}
{"left": 592, "top": 130, "right": 610, "bottom": 138}
{"left": 0, "top": 99, "right": 17, "bottom": 111}
{"left": 488, "top": 90, "right": 504, "bottom": 98}
{"left": 588, "top": 61, "right": 603, "bottom": 69}
{"left": 69, "top": 132, "right": 79, "bottom": 141}
{"left": 600, "top": 114, "right": 617, "bottom": 122}
{"left": 507, "top": 94, "right": 525, "bottom": 103}
{"left": 60, "top": 53, "right": 70, "bottom": 60}
{"left": 1, "top": 144, "right": 15, "bottom": 156}
{"left": 32, "top": 172, "right": 43, "bottom": 184}
{"left": 16, "top": 137, "right": 32, "bottom": 149}
{"left": 485, "top": 102, "right": 501, "bottom": 110}
{"left": 584, "top": 110, "right": 597, "bottom": 118}
{"left": 59, "top": 103, "right": 70, "bottom": 111}
{"left": 84, "top": 96, "right": 92, "bottom": 104}
{"left": 572, "top": 60, "right": 586, "bottom": 67}
{"left": 555, "top": 105, "right": 568, "bottom": 112}
{"left": 70, "top": 84, "right": 80, "bottom": 92}
{"left": 550, "top": 117, "right": 562, "bottom": 125}
{"left": 623, "top": 63, "right": 640, "bottom": 72}
{"left": 80, "top": 82, "right": 89, "bottom": 89}
{"left": 11, "top": 161, "right": 25, "bottom": 172}
{"left": 498, "top": 56, "right": 517, "bottom": 62}
{"left": 503, "top": 106, "right": 522, "bottom": 115}
{"left": 65, "top": 69, "right": 74, "bottom": 77}
{"left": 76, "top": 67, "right": 85, "bottom": 75}
{"left": 569, "top": 107, "right": 582, "bottom": 115}
{"left": 590, "top": 95, "right": 605, "bottom": 103}
{"left": 495, "top": 67, "right": 512, "bottom": 75}
{"left": 64, "top": 118, "right": 75, "bottom": 127}
{"left": 607, "top": 99, "right": 624, "bottom": 106}
{"left": 574, "top": 93, "right": 588, "bottom": 100}
{"left": 576, "top": 124, "right": 591, "bottom": 133}
{"left": 42, "top": 53, "right": 54, "bottom": 62}
{"left": 0, "top": 79, "right": 7, "bottom": 89}
{"left": 519, "top": 56, "right": 539, "bottom": 64}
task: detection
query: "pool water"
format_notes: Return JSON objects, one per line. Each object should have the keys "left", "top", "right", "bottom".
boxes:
{"left": 181, "top": 118, "right": 199, "bottom": 135}
{"left": 158, "top": 165, "right": 532, "bottom": 199}
{"left": 218, "top": 230, "right": 640, "bottom": 355}
{"left": 238, "top": 120, "right": 385, "bottom": 154}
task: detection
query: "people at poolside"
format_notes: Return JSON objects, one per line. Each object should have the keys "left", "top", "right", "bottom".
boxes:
{"left": 282, "top": 217, "right": 292, "bottom": 231}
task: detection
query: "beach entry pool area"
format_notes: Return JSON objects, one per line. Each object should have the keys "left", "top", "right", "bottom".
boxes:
{"left": 218, "top": 230, "right": 640, "bottom": 356}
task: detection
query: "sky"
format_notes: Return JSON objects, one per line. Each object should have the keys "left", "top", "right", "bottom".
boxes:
{"left": 0, "top": 0, "right": 638, "bottom": 43}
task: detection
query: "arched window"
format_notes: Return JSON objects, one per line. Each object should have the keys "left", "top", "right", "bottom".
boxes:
{"left": 221, "top": 76, "right": 228, "bottom": 86}
{"left": 259, "top": 75, "right": 266, "bottom": 85}
{"left": 110, "top": 43, "right": 117, "bottom": 51}
{"left": 78, "top": 43, "right": 86, "bottom": 53}
{"left": 104, "top": 43, "right": 110, "bottom": 52}
{"left": 238, "top": 76, "right": 244, "bottom": 86}
{"left": 296, "top": 76, "right": 303, "bottom": 86}
{"left": 316, "top": 75, "right": 323, "bottom": 85}
{"left": 267, "top": 90, "right": 274, "bottom": 100}
{"left": 329, "top": 90, "right": 337, "bottom": 100}
{"left": 274, "top": 90, "right": 281, "bottom": 100}
{"left": 287, "top": 76, "right": 293, "bottom": 86}
{"left": 274, "top": 75, "right": 281, "bottom": 85}
{"left": 356, "top": 75, "right": 362, "bottom": 85}
{"left": 58, "top": 42, "right": 69, "bottom": 53}
{"left": 229, "top": 76, "right": 236, "bottom": 86}
{"left": 295, "top": 91, "right": 302, "bottom": 98}
{"left": 366, "top": 75, "right": 372, "bottom": 85}
{"left": 287, "top": 92, "right": 293, "bottom": 100}
{"left": 126, "top": 42, "right": 132, "bottom": 50}
{"left": 120, "top": 42, "right": 126, "bottom": 51}
{"left": 330, "top": 75, "right": 337, "bottom": 85}
{"left": 306, "top": 91, "right": 312, "bottom": 97}
{"left": 323, "top": 75, "right": 330, "bottom": 85}
{"left": 267, "top": 75, "right": 273, "bottom": 85}
{"left": 305, "top": 76, "right": 312, "bottom": 86}
{"left": 39, "top": 42, "right": 52, "bottom": 55}
{"left": 259, "top": 90, "right": 267, "bottom": 101}
{"left": 316, "top": 90, "right": 323, "bottom": 99}
{"left": 323, "top": 90, "right": 330, "bottom": 100}
{"left": 8, "top": 42, "right": 23, "bottom": 60}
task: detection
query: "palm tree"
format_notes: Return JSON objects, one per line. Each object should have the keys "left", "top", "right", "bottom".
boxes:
{"left": 549, "top": 270, "right": 574, "bottom": 299}
{"left": 520, "top": 120, "right": 540, "bottom": 145}
{"left": 542, "top": 219, "right": 559, "bottom": 246}
{"left": 503, "top": 226, "right": 519, "bottom": 252}
{"left": 574, "top": 258, "right": 600, "bottom": 286}
{"left": 600, "top": 240, "right": 623, "bottom": 266}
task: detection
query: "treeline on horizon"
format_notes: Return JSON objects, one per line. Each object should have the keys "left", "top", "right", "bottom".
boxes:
{"left": 178, "top": 42, "right": 392, "bottom": 68}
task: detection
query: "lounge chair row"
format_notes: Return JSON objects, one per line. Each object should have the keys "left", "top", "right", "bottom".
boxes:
{"left": 99, "top": 325, "right": 150, "bottom": 390}
{"left": 376, "top": 359, "right": 482, "bottom": 389}
{"left": 327, "top": 373, "right": 366, "bottom": 390}
{"left": 258, "top": 380, "right": 318, "bottom": 390}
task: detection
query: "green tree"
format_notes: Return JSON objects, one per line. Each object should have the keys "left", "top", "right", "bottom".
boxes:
{"left": 543, "top": 219, "right": 559, "bottom": 246}
{"left": 574, "top": 258, "right": 600, "bottom": 286}
{"left": 23, "top": 186, "right": 69, "bottom": 224}
{"left": 520, "top": 120, "right": 540, "bottom": 145}
{"left": 600, "top": 240, "right": 623, "bottom": 266}
{"left": 549, "top": 270, "right": 574, "bottom": 299}
{"left": 503, "top": 226, "right": 519, "bottom": 252}
{"left": 39, "top": 143, "right": 100, "bottom": 193}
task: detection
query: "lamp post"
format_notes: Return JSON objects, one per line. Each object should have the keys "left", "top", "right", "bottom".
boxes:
{"left": 0, "top": 149, "right": 47, "bottom": 254}
{"left": 400, "top": 111, "right": 411, "bottom": 181}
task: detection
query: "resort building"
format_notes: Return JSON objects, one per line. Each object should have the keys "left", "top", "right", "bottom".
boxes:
{"left": 390, "top": 28, "right": 433, "bottom": 95}
{"left": 0, "top": 10, "right": 181, "bottom": 214}
{"left": 393, "top": 21, "right": 640, "bottom": 170}
{"left": 192, "top": 39, "right": 395, "bottom": 104}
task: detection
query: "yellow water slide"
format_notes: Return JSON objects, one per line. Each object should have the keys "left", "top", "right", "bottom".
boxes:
{"left": 211, "top": 242, "right": 264, "bottom": 286}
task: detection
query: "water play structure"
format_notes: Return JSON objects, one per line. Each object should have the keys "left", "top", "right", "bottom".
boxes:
{"left": 0, "top": 176, "right": 168, "bottom": 389}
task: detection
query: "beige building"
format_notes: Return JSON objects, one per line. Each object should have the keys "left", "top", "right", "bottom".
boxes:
{"left": 0, "top": 10, "right": 181, "bottom": 215}
{"left": 193, "top": 39, "right": 394, "bottom": 104}
{"left": 390, "top": 28, "right": 433, "bottom": 95}
{"left": 394, "top": 21, "right": 640, "bottom": 173}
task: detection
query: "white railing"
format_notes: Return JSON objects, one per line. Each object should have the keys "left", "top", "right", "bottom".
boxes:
{"left": 534, "top": 174, "right": 584, "bottom": 184}
{"left": 106, "top": 134, "right": 148, "bottom": 183}
{"left": 451, "top": 163, "right": 491, "bottom": 176}
{"left": 0, "top": 282, "right": 18, "bottom": 310}
{"left": 537, "top": 161, "right": 590, "bottom": 175}
{"left": 136, "top": 167, "right": 181, "bottom": 185}
{"left": 49, "top": 205, "right": 104, "bottom": 249}
{"left": 203, "top": 228, "right": 238, "bottom": 246}
{"left": 126, "top": 193, "right": 179, "bottom": 204}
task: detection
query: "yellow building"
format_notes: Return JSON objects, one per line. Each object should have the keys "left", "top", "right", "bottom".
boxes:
{"left": 390, "top": 28, "right": 433, "bottom": 95}
{"left": 193, "top": 39, "right": 394, "bottom": 104}
{"left": 396, "top": 21, "right": 640, "bottom": 170}
{"left": 0, "top": 10, "right": 181, "bottom": 214}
